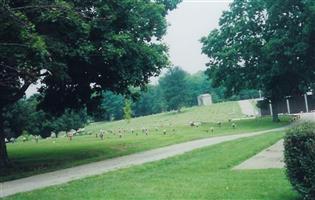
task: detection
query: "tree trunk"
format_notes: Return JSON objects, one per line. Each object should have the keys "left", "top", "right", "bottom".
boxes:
{"left": 271, "top": 101, "right": 280, "bottom": 122}
{"left": 0, "top": 115, "right": 9, "bottom": 168}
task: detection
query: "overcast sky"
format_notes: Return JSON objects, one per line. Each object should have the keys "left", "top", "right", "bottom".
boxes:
{"left": 162, "top": 0, "right": 231, "bottom": 74}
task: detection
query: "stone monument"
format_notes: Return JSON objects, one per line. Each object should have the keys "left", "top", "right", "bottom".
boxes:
{"left": 197, "top": 94, "right": 213, "bottom": 106}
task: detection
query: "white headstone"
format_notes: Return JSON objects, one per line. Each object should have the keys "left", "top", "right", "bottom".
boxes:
{"left": 197, "top": 94, "right": 213, "bottom": 106}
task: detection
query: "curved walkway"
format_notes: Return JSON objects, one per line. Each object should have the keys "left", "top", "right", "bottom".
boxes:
{"left": 233, "top": 139, "right": 285, "bottom": 170}
{"left": 233, "top": 113, "right": 315, "bottom": 170}
{"left": 0, "top": 127, "right": 288, "bottom": 198}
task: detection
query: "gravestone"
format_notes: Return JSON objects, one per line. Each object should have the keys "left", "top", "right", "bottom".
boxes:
{"left": 197, "top": 94, "right": 213, "bottom": 106}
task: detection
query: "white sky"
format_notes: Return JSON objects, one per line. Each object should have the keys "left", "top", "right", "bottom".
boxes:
{"left": 163, "top": 0, "right": 231, "bottom": 74}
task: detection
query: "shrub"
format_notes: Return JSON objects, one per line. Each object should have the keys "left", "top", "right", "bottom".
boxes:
{"left": 284, "top": 123, "right": 315, "bottom": 200}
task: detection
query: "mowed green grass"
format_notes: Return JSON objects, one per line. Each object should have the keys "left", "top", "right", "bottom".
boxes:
{"left": 5, "top": 132, "right": 299, "bottom": 200}
{"left": 3, "top": 116, "right": 290, "bottom": 182}
{"left": 86, "top": 101, "right": 244, "bottom": 131}
{"left": 2, "top": 102, "right": 290, "bottom": 182}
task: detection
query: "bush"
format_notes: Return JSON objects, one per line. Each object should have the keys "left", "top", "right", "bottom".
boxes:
{"left": 284, "top": 123, "right": 315, "bottom": 200}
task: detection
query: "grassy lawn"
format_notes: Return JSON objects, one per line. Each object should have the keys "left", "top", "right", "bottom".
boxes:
{"left": 2, "top": 116, "right": 290, "bottom": 182}
{"left": 86, "top": 101, "right": 244, "bottom": 131}
{"left": 5, "top": 132, "right": 299, "bottom": 200}
{"left": 0, "top": 115, "right": 289, "bottom": 181}
{"left": 2, "top": 102, "right": 290, "bottom": 182}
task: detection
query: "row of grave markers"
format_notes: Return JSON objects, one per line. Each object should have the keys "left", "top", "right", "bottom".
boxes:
{"left": 6, "top": 120, "right": 238, "bottom": 143}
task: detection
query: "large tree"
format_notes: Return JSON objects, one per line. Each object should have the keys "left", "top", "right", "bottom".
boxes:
{"left": 201, "top": 0, "right": 315, "bottom": 121}
{"left": 0, "top": 0, "right": 181, "bottom": 167}
{"left": 159, "top": 66, "right": 189, "bottom": 111}
{"left": 3, "top": 96, "right": 88, "bottom": 139}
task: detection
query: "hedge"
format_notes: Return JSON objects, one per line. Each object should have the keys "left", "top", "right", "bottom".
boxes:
{"left": 284, "top": 123, "right": 315, "bottom": 200}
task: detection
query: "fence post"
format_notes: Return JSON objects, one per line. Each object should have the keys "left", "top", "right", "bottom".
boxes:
{"left": 304, "top": 94, "right": 309, "bottom": 113}
{"left": 269, "top": 101, "right": 273, "bottom": 116}
{"left": 286, "top": 98, "right": 291, "bottom": 114}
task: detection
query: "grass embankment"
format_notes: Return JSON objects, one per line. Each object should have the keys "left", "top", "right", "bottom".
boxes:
{"left": 2, "top": 102, "right": 290, "bottom": 182}
{"left": 87, "top": 101, "right": 244, "bottom": 131}
{"left": 5, "top": 132, "right": 298, "bottom": 200}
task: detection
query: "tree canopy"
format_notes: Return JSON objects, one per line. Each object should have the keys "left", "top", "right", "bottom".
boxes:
{"left": 0, "top": 0, "right": 181, "bottom": 167}
{"left": 0, "top": 0, "right": 181, "bottom": 114}
{"left": 159, "top": 66, "right": 189, "bottom": 111}
{"left": 201, "top": 0, "right": 315, "bottom": 121}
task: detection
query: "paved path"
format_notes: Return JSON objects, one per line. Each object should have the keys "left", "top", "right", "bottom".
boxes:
{"left": 233, "top": 139, "right": 284, "bottom": 170}
{"left": 233, "top": 113, "right": 315, "bottom": 170}
{"left": 0, "top": 127, "right": 287, "bottom": 198}
{"left": 238, "top": 99, "right": 258, "bottom": 116}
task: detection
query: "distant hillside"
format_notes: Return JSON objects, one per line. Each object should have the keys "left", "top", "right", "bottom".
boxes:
{"left": 86, "top": 101, "right": 244, "bottom": 131}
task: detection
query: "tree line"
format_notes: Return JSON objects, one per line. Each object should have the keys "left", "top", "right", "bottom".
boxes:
{"left": 3, "top": 66, "right": 260, "bottom": 140}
